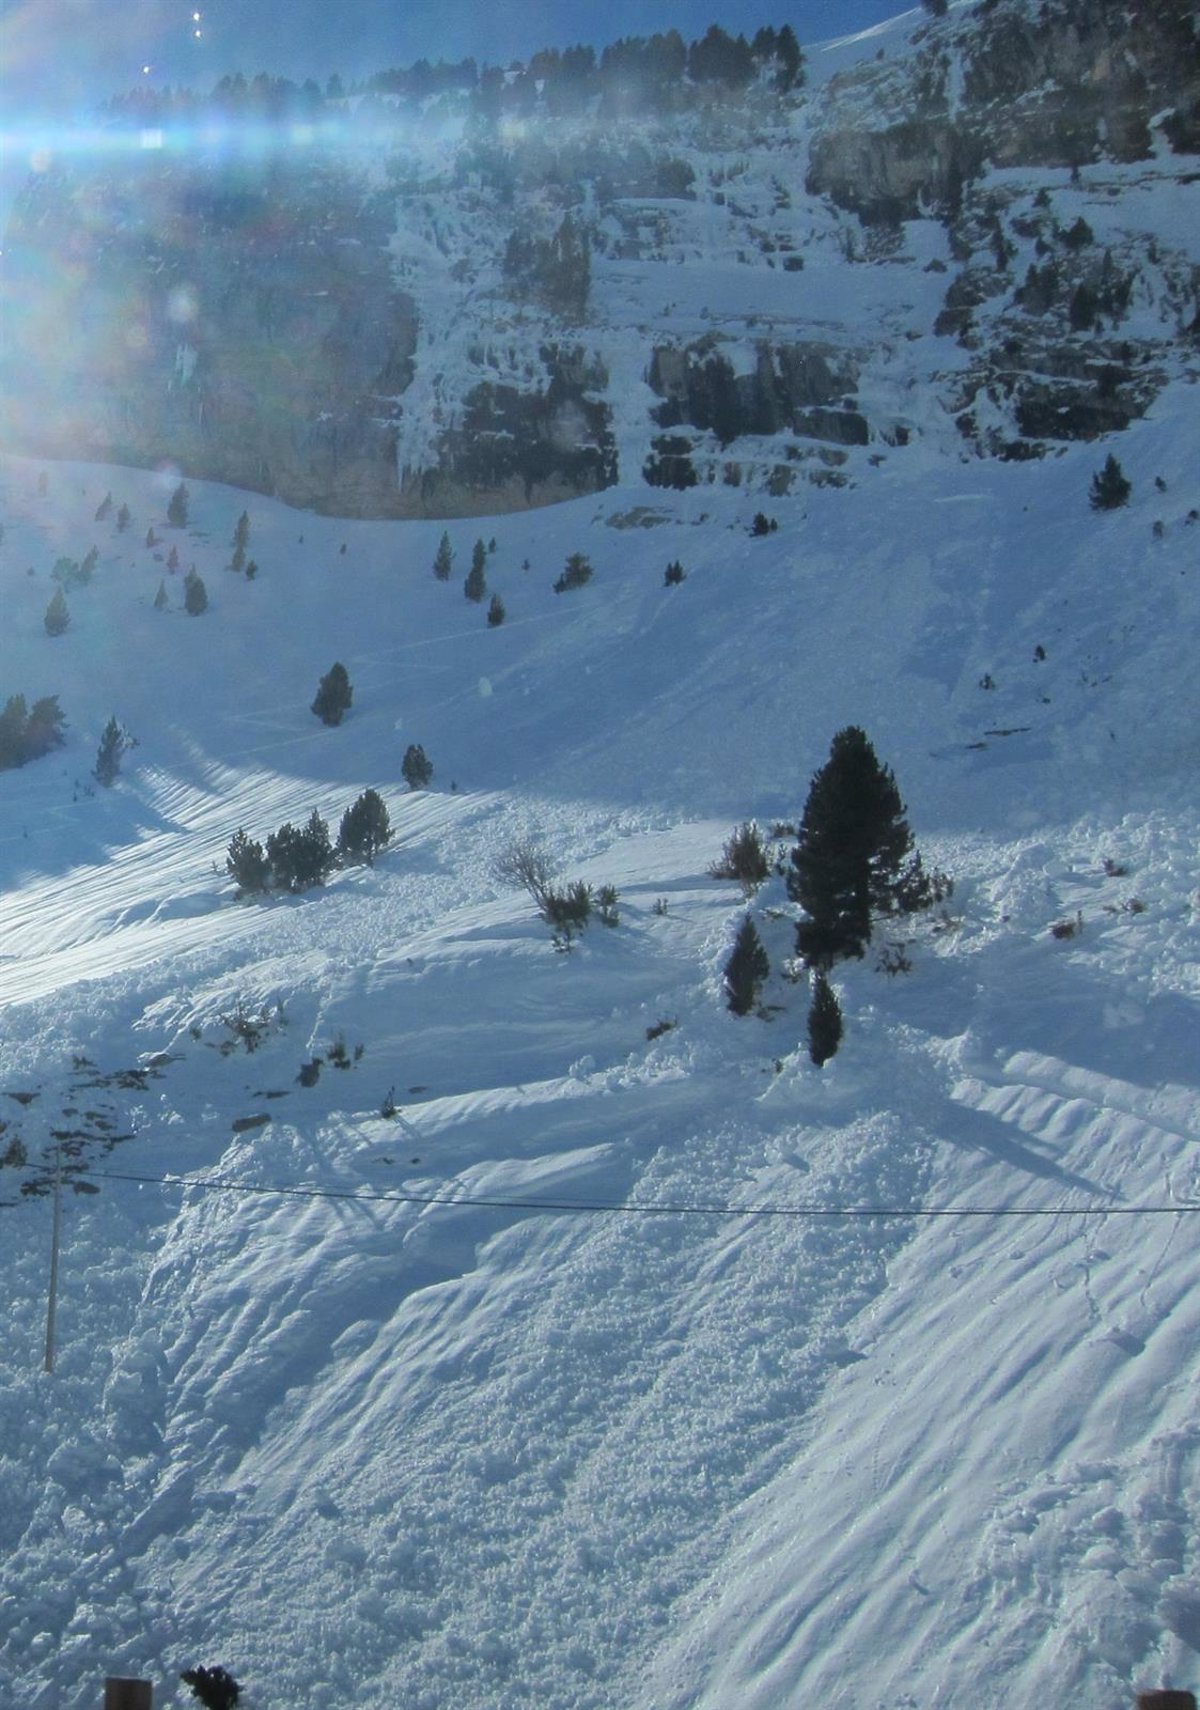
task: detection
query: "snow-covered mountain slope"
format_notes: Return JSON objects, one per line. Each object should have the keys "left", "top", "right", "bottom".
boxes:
{"left": 0, "top": 269, "right": 1197, "bottom": 1710}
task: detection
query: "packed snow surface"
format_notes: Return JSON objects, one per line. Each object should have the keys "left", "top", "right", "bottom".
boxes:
{"left": 1, "top": 99, "right": 1199, "bottom": 1710}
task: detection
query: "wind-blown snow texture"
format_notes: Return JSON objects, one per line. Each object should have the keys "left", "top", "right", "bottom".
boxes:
{"left": 1, "top": 15, "right": 1199, "bottom": 1710}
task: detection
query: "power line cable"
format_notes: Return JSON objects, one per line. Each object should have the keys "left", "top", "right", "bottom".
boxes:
{"left": 37, "top": 1164, "right": 1200, "bottom": 1220}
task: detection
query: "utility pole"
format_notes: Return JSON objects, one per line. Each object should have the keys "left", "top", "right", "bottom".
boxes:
{"left": 43, "top": 1133, "right": 62, "bottom": 1374}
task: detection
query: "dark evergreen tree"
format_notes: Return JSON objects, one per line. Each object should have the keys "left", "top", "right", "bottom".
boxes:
{"left": 23, "top": 696, "right": 67, "bottom": 762}
{"left": 311, "top": 661, "right": 352, "bottom": 725}
{"left": 337, "top": 788, "right": 392, "bottom": 865}
{"left": 464, "top": 562, "right": 487, "bottom": 603}
{"left": 487, "top": 593, "right": 506, "bottom": 627}
{"left": 226, "top": 827, "right": 270, "bottom": 894}
{"left": 183, "top": 568, "right": 208, "bottom": 614}
{"left": 154, "top": 579, "right": 169, "bottom": 610}
{"left": 433, "top": 531, "right": 454, "bottom": 580}
{"left": 167, "top": 482, "right": 190, "bottom": 527}
{"left": 233, "top": 510, "right": 250, "bottom": 555}
{"left": 788, "top": 726, "right": 932, "bottom": 968}
{"left": 724, "top": 915, "right": 769, "bottom": 1015}
{"left": 711, "top": 821, "right": 770, "bottom": 894}
{"left": 79, "top": 546, "right": 98, "bottom": 582}
{"left": 94, "top": 716, "right": 132, "bottom": 787}
{"left": 44, "top": 588, "right": 69, "bottom": 636}
{"left": 116, "top": 503, "right": 131, "bottom": 531}
{"left": 0, "top": 695, "right": 28, "bottom": 769}
{"left": 1089, "top": 453, "right": 1131, "bottom": 511}
{"left": 167, "top": 544, "right": 180, "bottom": 572}
{"left": 401, "top": 742, "right": 433, "bottom": 790}
{"left": 807, "top": 971, "right": 843, "bottom": 1066}
{"left": 664, "top": 559, "right": 685, "bottom": 586}
{"left": 553, "top": 552, "right": 593, "bottom": 593}
{"left": 267, "top": 810, "right": 334, "bottom": 891}
{"left": 180, "top": 1664, "right": 241, "bottom": 1710}
{"left": 94, "top": 492, "right": 113, "bottom": 522}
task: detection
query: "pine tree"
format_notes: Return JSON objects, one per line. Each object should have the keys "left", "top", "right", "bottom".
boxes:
{"left": 311, "top": 661, "right": 352, "bottom": 726}
{"left": 724, "top": 915, "right": 769, "bottom": 1015}
{"left": 167, "top": 545, "right": 180, "bottom": 572}
{"left": 337, "top": 788, "right": 392, "bottom": 865}
{"left": 464, "top": 557, "right": 487, "bottom": 602}
{"left": 788, "top": 726, "right": 932, "bottom": 968}
{"left": 94, "top": 492, "right": 113, "bottom": 522}
{"left": 267, "top": 810, "right": 334, "bottom": 891}
{"left": 79, "top": 547, "right": 98, "bottom": 583}
{"left": 226, "top": 827, "right": 270, "bottom": 894}
{"left": 167, "top": 482, "right": 190, "bottom": 527}
{"left": 433, "top": 531, "right": 454, "bottom": 580}
{"left": 402, "top": 743, "right": 433, "bottom": 790}
{"left": 116, "top": 503, "right": 131, "bottom": 531}
{"left": 44, "top": 588, "right": 70, "bottom": 636}
{"left": 807, "top": 971, "right": 843, "bottom": 1066}
{"left": 233, "top": 510, "right": 250, "bottom": 554}
{"left": 1089, "top": 453, "right": 1131, "bottom": 511}
{"left": 183, "top": 568, "right": 208, "bottom": 614}
{"left": 94, "top": 716, "right": 132, "bottom": 786}
{"left": 487, "top": 593, "right": 506, "bottom": 627}
{"left": 553, "top": 552, "right": 593, "bottom": 593}
{"left": 154, "top": 579, "right": 169, "bottom": 610}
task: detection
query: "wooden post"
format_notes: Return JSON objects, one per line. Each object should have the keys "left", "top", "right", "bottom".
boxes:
{"left": 1137, "top": 1693, "right": 1197, "bottom": 1710}
{"left": 104, "top": 1680, "right": 152, "bottom": 1710}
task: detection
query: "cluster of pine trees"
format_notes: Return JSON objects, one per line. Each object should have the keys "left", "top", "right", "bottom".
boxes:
{"left": 721, "top": 728, "right": 950, "bottom": 1066}
{"left": 227, "top": 789, "right": 392, "bottom": 897}
{"left": 0, "top": 693, "right": 67, "bottom": 771}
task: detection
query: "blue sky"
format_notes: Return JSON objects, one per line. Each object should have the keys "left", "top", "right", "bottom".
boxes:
{"left": 1, "top": 0, "right": 912, "bottom": 116}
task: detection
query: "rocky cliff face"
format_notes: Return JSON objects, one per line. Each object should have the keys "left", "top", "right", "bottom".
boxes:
{"left": 1, "top": 0, "right": 1196, "bottom": 514}
{"left": 807, "top": 0, "right": 1200, "bottom": 221}
{"left": 2, "top": 155, "right": 418, "bottom": 514}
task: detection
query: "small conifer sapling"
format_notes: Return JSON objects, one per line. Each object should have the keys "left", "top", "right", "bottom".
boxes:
{"left": 724, "top": 915, "right": 769, "bottom": 1015}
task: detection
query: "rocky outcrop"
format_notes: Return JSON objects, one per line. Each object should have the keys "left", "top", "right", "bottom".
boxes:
{"left": 648, "top": 340, "right": 863, "bottom": 446}
{"left": 807, "top": 0, "right": 1200, "bottom": 222}
{"left": 0, "top": 157, "right": 418, "bottom": 515}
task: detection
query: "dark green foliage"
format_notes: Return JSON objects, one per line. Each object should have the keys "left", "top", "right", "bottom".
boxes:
{"left": 0, "top": 693, "right": 67, "bottom": 770}
{"left": 464, "top": 559, "right": 487, "bottom": 603}
{"left": 471, "top": 538, "right": 487, "bottom": 576}
{"left": 433, "top": 531, "right": 453, "bottom": 580}
{"left": 664, "top": 559, "right": 685, "bottom": 586}
{"left": 487, "top": 593, "right": 506, "bottom": 627}
{"left": 1061, "top": 215, "right": 1094, "bottom": 251}
{"left": 233, "top": 510, "right": 250, "bottom": 554}
{"left": 337, "top": 788, "right": 391, "bottom": 865}
{"left": 94, "top": 492, "right": 113, "bottom": 521}
{"left": 687, "top": 24, "right": 755, "bottom": 87}
{"left": 244, "top": 559, "right": 259, "bottom": 580}
{"left": 79, "top": 546, "right": 98, "bottom": 582}
{"left": 725, "top": 915, "right": 769, "bottom": 1015}
{"left": 267, "top": 810, "right": 334, "bottom": 891}
{"left": 750, "top": 512, "right": 777, "bottom": 536}
{"left": 145, "top": 527, "right": 157, "bottom": 548}
{"left": 542, "top": 880, "right": 593, "bottom": 948}
{"left": 595, "top": 884, "right": 620, "bottom": 926}
{"left": 167, "top": 544, "right": 180, "bottom": 572}
{"left": 226, "top": 827, "right": 270, "bottom": 894}
{"left": 644, "top": 436, "right": 698, "bottom": 489}
{"left": 789, "top": 726, "right": 935, "bottom": 968}
{"left": 711, "top": 821, "right": 770, "bottom": 894}
{"left": 1069, "top": 281, "right": 1097, "bottom": 331}
{"left": 154, "top": 580, "right": 168, "bottom": 610}
{"left": 94, "top": 716, "right": 132, "bottom": 787}
{"left": 807, "top": 972, "right": 843, "bottom": 1066}
{"left": 752, "top": 23, "right": 804, "bottom": 90}
{"left": 116, "top": 503, "right": 131, "bottom": 531}
{"left": 180, "top": 1665, "right": 240, "bottom": 1710}
{"left": 402, "top": 742, "right": 433, "bottom": 790}
{"left": 167, "top": 482, "right": 190, "bottom": 527}
{"left": 553, "top": 552, "right": 593, "bottom": 593}
{"left": 312, "top": 661, "right": 352, "bottom": 726}
{"left": 44, "top": 588, "right": 69, "bottom": 636}
{"left": 183, "top": 568, "right": 208, "bottom": 614}
{"left": 1089, "top": 453, "right": 1131, "bottom": 511}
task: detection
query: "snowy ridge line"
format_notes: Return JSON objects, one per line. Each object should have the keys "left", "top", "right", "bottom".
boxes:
{"left": 52, "top": 1165, "right": 1197, "bottom": 1219}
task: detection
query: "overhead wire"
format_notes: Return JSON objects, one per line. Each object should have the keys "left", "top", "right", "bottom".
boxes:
{"left": 23, "top": 1164, "right": 1200, "bottom": 1220}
